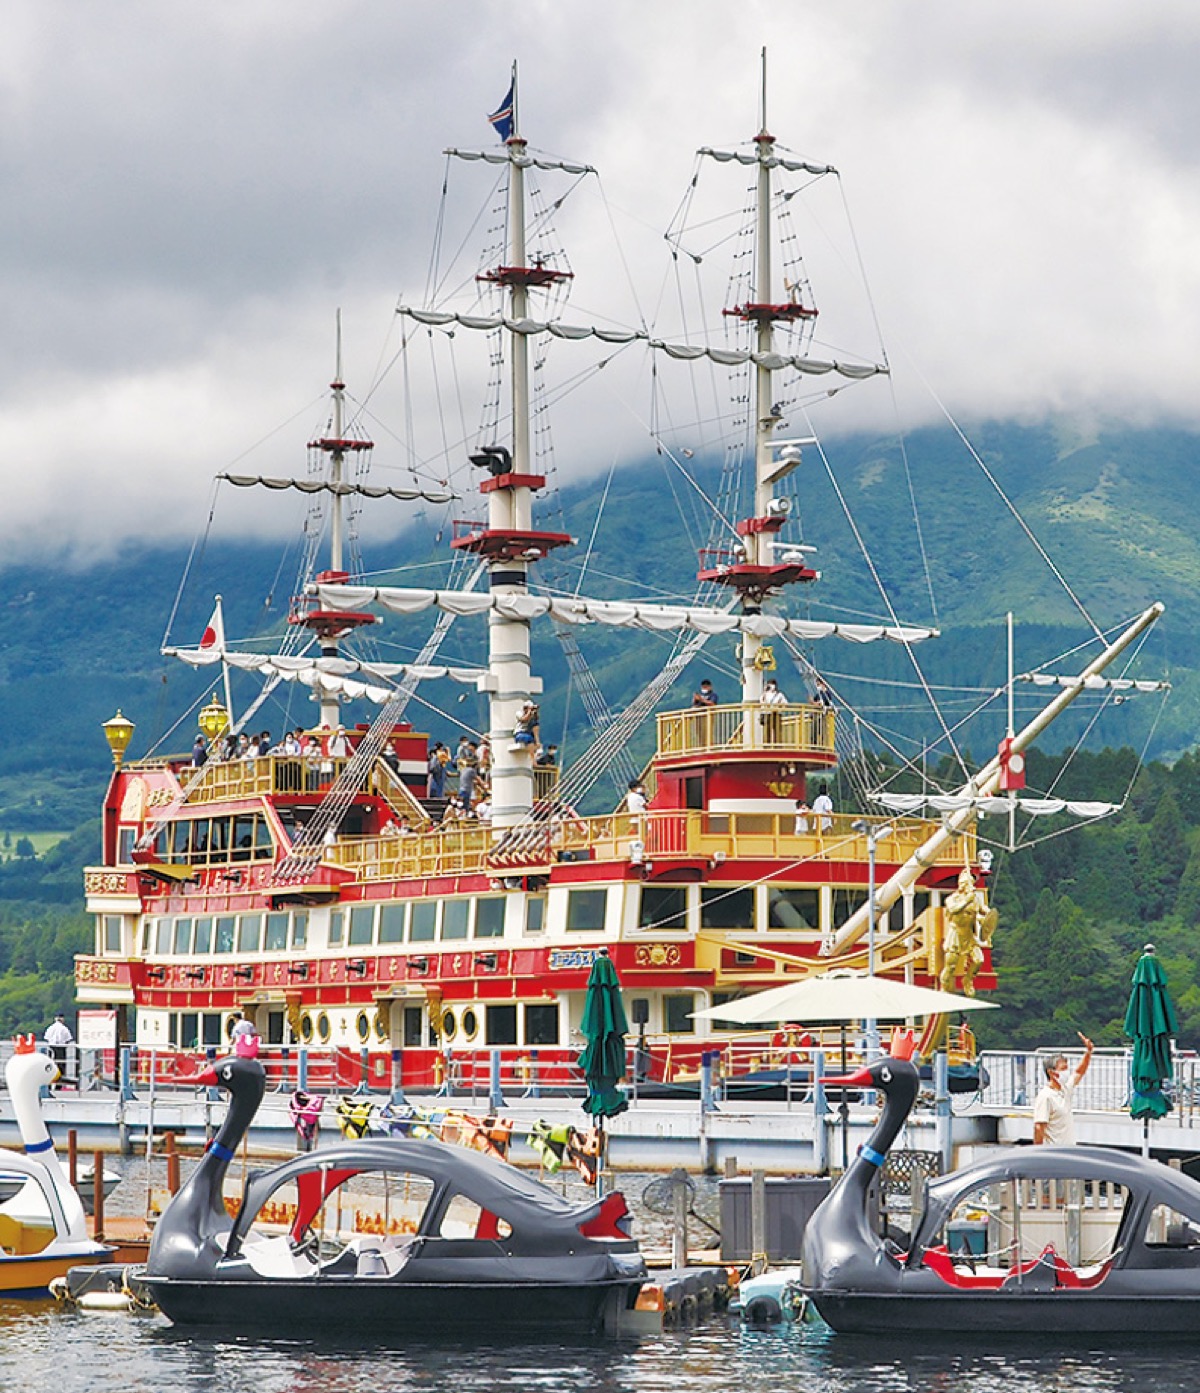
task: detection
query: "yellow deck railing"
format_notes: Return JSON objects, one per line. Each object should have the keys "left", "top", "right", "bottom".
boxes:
{"left": 657, "top": 701, "right": 835, "bottom": 760}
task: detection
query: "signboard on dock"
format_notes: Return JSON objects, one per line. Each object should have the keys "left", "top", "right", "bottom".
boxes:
{"left": 77, "top": 1008, "right": 118, "bottom": 1050}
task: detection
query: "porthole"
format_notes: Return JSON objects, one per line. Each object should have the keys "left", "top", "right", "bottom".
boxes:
{"left": 462, "top": 1008, "right": 479, "bottom": 1041}
{"left": 317, "top": 1012, "right": 331, "bottom": 1043}
{"left": 299, "top": 1012, "right": 314, "bottom": 1044}
{"left": 441, "top": 1009, "right": 457, "bottom": 1041}
{"left": 356, "top": 1011, "right": 372, "bottom": 1043}
{"left": 373, "top": 1009, "right": 388, "bottom": 1042}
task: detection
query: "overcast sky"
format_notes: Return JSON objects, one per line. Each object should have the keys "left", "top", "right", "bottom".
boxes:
{"left": 4, "top": 1, "right": 1199, "bottom": 564}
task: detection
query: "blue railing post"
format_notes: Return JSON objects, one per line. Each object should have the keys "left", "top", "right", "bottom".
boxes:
{"left": 390, "top": 1047, "right": 407, "bottom": 1106}
{"left": 119, "top": 1044, "right": 136, "bottom": 1102}
{"left": 205, "top": 1045, "right": 220, "bottom": 1102}
{"left": 354, "top": 1045, "right": 371, "bottom": 1096}
{"left": 279, "top": 1045, "right": 291, "bottom": 1093}
{"left": 298, "top": 1047, "right": 309, "bottom": 1092}
{"left": 526, "top": 1048, "right": 541, "bottom": 1100}
{"left": 813, "top": 1048, "right": 829, "bottom": 1174}
{"left": 935, "top": 1051, "right": 952, "bottom": 1173}
{"left": 700, "top": 1049, "right": 716, "bottom": 1115}
{"left": 489, "top": 1049, "right": 505, "bottom": 1113}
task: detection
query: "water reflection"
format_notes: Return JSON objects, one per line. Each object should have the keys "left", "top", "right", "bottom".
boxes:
{"left": 0, "top": 1306, "right": 1196, "bottom": 1393}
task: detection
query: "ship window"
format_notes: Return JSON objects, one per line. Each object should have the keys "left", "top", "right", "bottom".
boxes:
{"left": 266, "top": 1011, "right": 285, "bottom": 1046}
{"left": 231, "top": 815, "right": 257, "bottom": 862}
{"left": 103, "top": 915, "right": 123, "bottom": 954}
{"left": 255, "top": 817, "right": 274, "bottom": 856}
{"left": 173, "top": 918, "right": 193, "bottom": 955}
{"left": 191, "top": 820, "right": 210, "bottom": 858}
{"left": 461, "top": 1008, "right": 479, "bottom": 1040}
{"left": 356, "top": 1011, "right": 372, "bottom": 1043}
{"left": 215, "top": 916, "right": 236, "bottom": 954}
{"left": 832, "top": 888, "right": 861, "bottom": 925}
{"left": 202, "top": 1013, "right": 223, "bottom": 1046}
{"left": 441, "top": 1009, "right": 457, "bottom": 1041}
{"left": 486, "top": 1004, "right": 517, "bottom": 1045}
{"left": 179, "top": 1012, "right": 198, "bottom": 1049}
{"left": 566, "top": 888, "right": 607, "bottom": 933}
{"left": 299, "top": 1012, "right": 314, "bottom": 1044}
{"left": 316, "top": 1012, "right": 331, "bottom": 1044}
{"left": 155, "top": 920, "right": 172, "bottom": 954}
{"left": 766, "top": 887, "right": 820, "bottom": 931}
{"left": 441, "top": 901, "right": 469, "bottom": 940}
{"left": 524, "top": 1003, "right": 559, "bottom": 1045}
{"left": 410, "top": 902, "right": 437, "bottom": 942}
{"left": 291, "top": 912, "right": 308, "bottom": 949}
{"left": 264, "top": 913, "right": 289, "bottom": 952}
{"left": 209, "top": 817, "right": 231, "bottom": 856}
{"left": 474, "top": 897, "right": 505, "bottom": 939}
{"left": 171, "top": 822, "right": 193, "bottom": 858}
{"left": 639, "top": 885, "right": 687, "bottom": 931}
{"left": 664, "top": 994, "right": 695, "bottom": 1035}
{"left": 116, "top": 827, "right": 136, "bottom": 866}
{"left": 238, "top": 915, "right": 263, "bottom": 953}
{"left": 374, "top": 1010, "right": 387, "bottom": 1043}
{"left": 379, "top": 903, "right": 407, "bottom": 945}
{"left": 348, "top": 905, "right": 376, "bottom": 947}
{"left": 329, "top": 910, "right": 344, "bottom": 948}
{"left": 141, "top": 920, "right": 154, "bottom": 955}
{"left": 701, "top": 886, "right": 754, "bottom": 930}
{"left": 193, "top": 917, "right": 213, "bottom": 954}
{"left": 525, "top": 896, "right": 546, "bottom": 934}
{"left": 403, "top": 1006, "right": 423, "bottom": 1047}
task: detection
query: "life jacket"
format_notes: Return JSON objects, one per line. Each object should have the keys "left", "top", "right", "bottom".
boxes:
{"left": 336, "top": 1097, "right": 377, "bottom": 1139}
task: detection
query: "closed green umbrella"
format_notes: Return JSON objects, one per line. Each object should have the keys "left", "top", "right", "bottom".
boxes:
{"left": 1123, "top": 945, "right": 1178, "bottom": 1148}
{"left": 578, "top": 949, "right": 629, "bottom": 1121}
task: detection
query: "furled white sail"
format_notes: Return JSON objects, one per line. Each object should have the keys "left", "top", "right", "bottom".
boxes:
{"left": 699, "top": 147, "right": 836, "bottom": 176}
{"left": 220, "top": 473, "right": 455, "bottom": 504}
{"left": 1019, "top": 672, "right": 1170, "bottom": 693}
{"left": 311, "top": 583, "right": 938, "bottom": 644}
{"left": 396, "top": 307, "right": 886, "bottom": 381}
{"left": 873, "top": 792, "right": 1121, "bottom": 818}
{"left": 165, "top": 648, "right": 484, "bottom": 684}
{"left": 445, "top": 148, "right": 596, "bottom": 176}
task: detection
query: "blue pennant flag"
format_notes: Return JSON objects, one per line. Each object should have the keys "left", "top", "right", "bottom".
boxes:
{"left": 488, "top": 82, "right": 514, "bottom": 141}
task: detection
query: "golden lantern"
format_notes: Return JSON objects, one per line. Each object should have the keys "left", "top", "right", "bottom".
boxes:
{"left": 198, "top": 693, "right": 230, "bottom": 742}
{"left": 102, "top": 710, "right": 136, "bottom": 769}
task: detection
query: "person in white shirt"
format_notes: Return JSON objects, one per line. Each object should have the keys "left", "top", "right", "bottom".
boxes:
{"left": 811, "top": 783, "right": 834, "bottom": 832}
{"left": 1033, "top": 1032, "right": 1094, "bottom": 1144}
{"left": 45, "top": 1013, "right": 72, "bottom": 1077}
{"left": 760, "top": 678, "right": 787, "bottom": 705}
{"left": 626, "top": 781, "right": 647, "bottom": 815}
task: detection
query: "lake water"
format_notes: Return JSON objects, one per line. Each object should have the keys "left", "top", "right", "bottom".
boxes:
{"left": 4, "top": 1302, "right": 1199, "bottom": 1393}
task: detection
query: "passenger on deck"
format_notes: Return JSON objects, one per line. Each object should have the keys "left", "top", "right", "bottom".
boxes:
{"left": 692, "top": 679, "right": 718, "bottom": 707}
{"left": 428, "top": 743, "right": 449, "bottom": 798}
{"left": 812, "top": 676, "right": 834, "bottom": 708}
{"left": 459, "top": 741, "right": 480, "bottom": 803}
{"left": 794, "top": 798, "right": 811, "bottom": 834}
{"left": 327, "top": 725, "right": 350, "bottom": 759}
{"left": 626, "top": 780, "right": 647, "bottom": 816}
{"left": 811, "top": 783, "right": 834, "bottom": 832}
{"left": 192, "top": 735, "right": 208, "bottom": 768}
{"left": 761, "top": 678, "right": 787, "bottom": 705}
{"left": 535, "top": 743, "right": 559, "bottom": 766}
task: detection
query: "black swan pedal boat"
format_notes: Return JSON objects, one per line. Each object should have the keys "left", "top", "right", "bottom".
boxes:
{"left": 803, "top": 1031, "right": 1200, "bottom": 1335}
{"left": 78, "top": 1046, "right": 646, "bottom": 1334}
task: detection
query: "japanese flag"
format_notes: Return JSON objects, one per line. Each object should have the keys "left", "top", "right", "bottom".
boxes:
{"left": 199, "top": 599, "right": 226, "bottom": 653}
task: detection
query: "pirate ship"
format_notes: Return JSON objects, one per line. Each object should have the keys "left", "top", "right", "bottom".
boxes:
{"left": 78, "top": 67, "right": 1163, "bottom": 1096}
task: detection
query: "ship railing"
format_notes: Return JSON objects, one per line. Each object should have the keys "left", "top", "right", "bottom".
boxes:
{"left": 972, "top": 1048, "right": 1177, "bottom": 1117}
{"left": 657, "top": 701, "right": 835, "bottom": 759}
{"left": 330, "top": 807, "right": 971, "bottom": 880}
{"left": 181, "top": 754, "right": 356, "bottom": 804}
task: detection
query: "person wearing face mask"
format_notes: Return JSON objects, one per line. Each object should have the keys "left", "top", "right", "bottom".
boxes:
{"left": 1032, "top": 1032, "right": 1094, "bottom": 1144}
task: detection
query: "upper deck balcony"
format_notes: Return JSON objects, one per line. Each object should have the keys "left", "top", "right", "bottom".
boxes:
{"left": 656, "top": 701, "right": 835, "bottom": 767}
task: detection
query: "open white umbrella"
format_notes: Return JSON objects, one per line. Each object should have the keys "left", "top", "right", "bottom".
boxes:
{"left": 691, "top": 970, "right": 998, "bottom": 1025}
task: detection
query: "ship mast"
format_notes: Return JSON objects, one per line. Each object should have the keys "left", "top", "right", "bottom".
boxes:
{"left": 696, "top": 50, "right": 820, "bottom": 710}
{"left": 452, "top": 66, "right": 573, "bottom": 830}
{"left": 292, "top": 310, "right": 378, "bottom": 731}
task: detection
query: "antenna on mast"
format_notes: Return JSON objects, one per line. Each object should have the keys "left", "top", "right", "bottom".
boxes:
{"left": 759, "top": 45, "right": 768, "bottom": 134}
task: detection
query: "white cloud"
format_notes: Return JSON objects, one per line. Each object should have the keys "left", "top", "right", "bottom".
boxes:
{"left": 3, "top": 0, "right": 1199, "bottom": 559}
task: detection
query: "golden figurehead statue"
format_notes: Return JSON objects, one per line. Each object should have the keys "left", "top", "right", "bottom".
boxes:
{"left": 940, "top": 866, "right": 998, "bottom": 996}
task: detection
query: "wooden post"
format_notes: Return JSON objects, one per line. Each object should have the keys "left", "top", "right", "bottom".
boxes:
{"left": 751, "top": 1168, "right": 768, "bottom": 1275}
{"left": 671, "top": 1170, "right": 688, "bottom": 1269}
{"left": 67, "top": 1130, "right": 77, "bottom": 1190}
{"left": 165, "top": 1131, "right": 181, "bottom": 1194}
{"left": 92, "top": 1150, "right": 105, "bottom": 1241}
{"left": 723, "top": 1155, "right": 738, "bottom": 1179}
